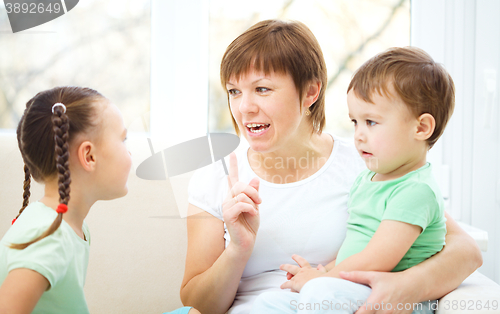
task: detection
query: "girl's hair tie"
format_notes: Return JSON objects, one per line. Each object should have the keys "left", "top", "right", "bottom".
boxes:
{"left": 52, "top": 102, "right": 67, "bottom": 114}
{"left": 56, "top": 203, "right": 68, "bottom": 214}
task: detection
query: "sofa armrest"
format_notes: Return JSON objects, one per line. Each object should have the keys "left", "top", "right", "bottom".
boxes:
{"left": 437, "top": 271, "right": 500, "bottom": 314}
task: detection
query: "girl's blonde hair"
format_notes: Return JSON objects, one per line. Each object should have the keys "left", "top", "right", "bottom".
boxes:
{"left": 11, "top": 86, "right": 103, "bottom": 249}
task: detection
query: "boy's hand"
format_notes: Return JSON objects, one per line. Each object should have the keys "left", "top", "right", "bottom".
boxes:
{"left": 280, "top": 254, "right": 327, "bottom": 292}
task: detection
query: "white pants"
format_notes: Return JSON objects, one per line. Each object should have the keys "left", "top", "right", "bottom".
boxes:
{"left": 249, "top": 277, "right": 436, "bottom": 314}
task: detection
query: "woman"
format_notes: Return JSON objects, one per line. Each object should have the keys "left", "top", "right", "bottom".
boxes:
{"left": 180, "top": 20, "right": 482, "bottom": 314}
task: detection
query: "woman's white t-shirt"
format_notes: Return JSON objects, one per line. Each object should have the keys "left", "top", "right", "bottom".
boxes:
{"left": 188, "top": 135, "right": 365, "bottom": 314}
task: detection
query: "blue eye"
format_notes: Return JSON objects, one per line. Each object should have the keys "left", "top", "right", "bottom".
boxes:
{"left": 367, "top": 120, "right": 377, "bottom": 126}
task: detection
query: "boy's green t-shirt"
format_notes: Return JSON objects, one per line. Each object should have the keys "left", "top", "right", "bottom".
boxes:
{"left": 0, "top": 202, "right": 90, "bottom": 314}
{"left": 336, "top": 163, "right": 446, "bottom": 272}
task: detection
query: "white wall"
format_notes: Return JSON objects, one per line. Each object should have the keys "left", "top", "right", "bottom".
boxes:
{"left": 411, "top": 0, "right": 500, "bottom": 283}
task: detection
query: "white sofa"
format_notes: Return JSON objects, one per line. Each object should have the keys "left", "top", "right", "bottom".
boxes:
{"left": 1, "top": 133, "right": 499, "bottom": 314}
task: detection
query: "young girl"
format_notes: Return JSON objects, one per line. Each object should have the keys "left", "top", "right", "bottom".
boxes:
{"left": 0, "top": 87, "right": 198, "bottom": 314}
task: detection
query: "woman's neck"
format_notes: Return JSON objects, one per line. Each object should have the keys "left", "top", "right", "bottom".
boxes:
{"left": 248, "top": 132, "right": 333, "bottom": 183}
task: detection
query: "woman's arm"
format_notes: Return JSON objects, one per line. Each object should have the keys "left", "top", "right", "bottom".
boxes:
{"left": 341, "top": 212, "right": 483, "bottom": 314}
{"left": 0, "top": 268, "right": 49, "bottom": 314}
{"left": 180, "top": 206, "right": 253, "bottom": 314}
{"left": 181, "top": 154, "right": 261, "bottom": 314}
{"left": 400, "top": 212, "right": 482, "bottom": 300}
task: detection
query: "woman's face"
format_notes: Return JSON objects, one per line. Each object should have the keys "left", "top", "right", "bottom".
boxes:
{"left": 226, "top": 69, "right": 312, "bottom": 154}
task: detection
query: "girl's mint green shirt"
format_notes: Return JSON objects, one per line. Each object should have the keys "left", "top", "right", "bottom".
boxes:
{"left": 336, "top": 163, "right": 447, "bottom": 272}
{"left": 0, "top": 202, "right": 90, "bottom": 314}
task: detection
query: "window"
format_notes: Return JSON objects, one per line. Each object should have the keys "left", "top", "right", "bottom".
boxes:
{"left": 0, "top": 0, "right": 150, "bottom": 132}
{"left": 412, "top": 0, "right": 500, "bottom": 284}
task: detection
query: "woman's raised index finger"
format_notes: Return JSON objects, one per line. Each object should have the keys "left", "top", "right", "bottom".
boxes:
{"left": 227, "top": 153, "right": 239, "bottom": 192}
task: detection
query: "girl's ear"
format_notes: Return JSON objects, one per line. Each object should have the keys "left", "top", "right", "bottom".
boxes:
{"left": 77, "top": 141, "right": 96, "bottom": 171}
{"left": 415, "top": 113, "right": 436, "bottom": 141}
{"left": 303, "top": 80, "right": 321, "bottom": 109}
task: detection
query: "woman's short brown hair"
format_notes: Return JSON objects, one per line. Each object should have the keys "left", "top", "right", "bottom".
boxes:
{"left": 220, "top": 19, "right": 327, "bottom": 134}
{"left": 347, "top": 46, "right": 455, "bottom": 148}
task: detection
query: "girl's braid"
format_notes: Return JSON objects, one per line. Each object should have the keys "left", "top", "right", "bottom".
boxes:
{"left": 10, "top": 105, "right": 71, "bottom": 249}
{"left": 52, "top": 106, "right": 71, "bottom": 206}
{"left": 12, "top": 165, "right": 31, "bottom": 225}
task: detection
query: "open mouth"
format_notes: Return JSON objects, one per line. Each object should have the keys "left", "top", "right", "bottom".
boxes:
{"left": 246, "top": 123, "right": 270, "bottom": 134}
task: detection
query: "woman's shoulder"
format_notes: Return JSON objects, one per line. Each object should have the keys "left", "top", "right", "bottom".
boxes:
{"left": 189, "top": 138, "right": 250, "bottom": 189}
{"left": 188, "top": 140, "right": 252, "bottom": 219}
{"left": 329, "top": 135, "right": 365, "bottom": 171}
{"left": 188, "top": 156, "right": 230, "bottom": 220}
{"left": 331, "top": 135, "right": 359, "bottom": 156}
{"left": 189, "top": 158, "right": 228, "bottom": 189}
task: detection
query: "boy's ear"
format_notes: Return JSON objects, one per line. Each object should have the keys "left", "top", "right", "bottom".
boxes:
{"left": 77, "top": 141, "right": 96, "bottom": 171}
{"left": 415, "top": 113, "right": 435, "bottom": 141}
{"left": 304, "top": 80, "right": 321, "bottom": 109}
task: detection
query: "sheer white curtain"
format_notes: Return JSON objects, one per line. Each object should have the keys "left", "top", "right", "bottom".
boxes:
{"left": 150, "top": 0, "right": 209, "bottom": 146}
{"left": 411, "top": 0, "right": 500, "bottom": 284}
{"left": 146, "top": 0, "right": 210, "bottom": 218}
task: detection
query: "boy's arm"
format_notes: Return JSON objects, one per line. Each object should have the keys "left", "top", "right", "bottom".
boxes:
{"left": 327, "top": 220, "right": 422, "bottom": 277}
{"left": 323, "top": 259, "right": 336, "bottom": 272}
{"left": 340, "top": 212, "right": 482, "bottom": 314}
{"left": 281, "top": 220, "right": 421, "bottom": 292}
{"left": 0, "top": 268, "right": 49, "bottom": 314}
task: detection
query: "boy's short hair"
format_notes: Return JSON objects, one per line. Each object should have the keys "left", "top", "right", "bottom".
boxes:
{"left": 220, "top": 19, "right": 327, "bottom": 134}
{"left": 347, "top": 46, "right": 455, "bottom": 148}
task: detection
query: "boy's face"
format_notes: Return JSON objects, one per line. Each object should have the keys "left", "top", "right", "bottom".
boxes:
{"left": 347, "top": 87, "right": 425, "bottom": 181}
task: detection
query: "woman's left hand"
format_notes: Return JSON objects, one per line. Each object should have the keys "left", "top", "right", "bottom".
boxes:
{"left": 339, "top": 271, "right": 415, "bottom": 314}
{"left": 280, "top": 254, "right": 327, "bottom": 292}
